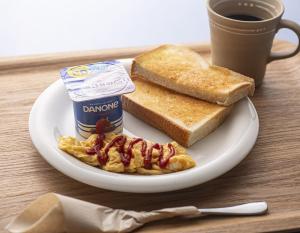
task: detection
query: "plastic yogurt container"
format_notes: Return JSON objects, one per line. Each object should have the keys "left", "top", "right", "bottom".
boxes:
{"left": 60, "top": 60, "right": 135, "bottom": 138}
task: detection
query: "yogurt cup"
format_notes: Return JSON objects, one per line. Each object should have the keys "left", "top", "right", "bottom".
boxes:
{"left": 60, "top": 60, "right": 135, "bottom": 138}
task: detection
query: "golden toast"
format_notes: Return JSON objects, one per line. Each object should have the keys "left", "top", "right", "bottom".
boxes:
{"left": 131, "top": 45, "right": 254, "bottom": 106}
{"left": 123, "top": 77, "right": 232, "bottom": 147}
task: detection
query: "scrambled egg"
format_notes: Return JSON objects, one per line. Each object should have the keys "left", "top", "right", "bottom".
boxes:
{"left": 58, "top": 133, "right": 196, "bottom": 175}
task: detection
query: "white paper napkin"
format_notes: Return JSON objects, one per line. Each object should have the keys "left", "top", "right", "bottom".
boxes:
{"left": 6, "top": 193, "right": 201, "bottom": 233}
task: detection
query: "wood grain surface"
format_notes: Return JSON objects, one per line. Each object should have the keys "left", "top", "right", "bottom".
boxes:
{"left": 1, "top": 41, "right": 300, "bottom": 233}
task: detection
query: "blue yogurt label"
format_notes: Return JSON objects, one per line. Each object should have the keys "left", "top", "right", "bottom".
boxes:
{"left": 73, "top": 96, "right": 123, "bottom": 138}
{"left": 60, "top": 60, "right": 135, "bottom": 138}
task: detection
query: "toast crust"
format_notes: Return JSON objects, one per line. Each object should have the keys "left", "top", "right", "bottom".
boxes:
{"left": 132, "top": 45, "right": 254, "bottom": 106}
{"left": 123, "top": 78, "right": 232, "bottom": 147}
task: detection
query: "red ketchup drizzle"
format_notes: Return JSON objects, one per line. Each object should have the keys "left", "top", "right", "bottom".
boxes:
{"left": 86, "top": 134, "right": 176, "bottom": 169}
{"left": 144, "top": 143, "right": 163, "bottom": 169}
{"left": 124, "top": 138, "right": 147, "bottom": 166}
{"left": 159, "top": 143, "right": 175, "bottom": 168}
{"left": 127, "top": 138, "right": 146, "bottom": 156}
{"left": 96, "top": 148, "right": 108, "bottom": 166}
{"left": 84, "top": 133, "right": 108, "bottom": 165}
{"left": 104, "top": 135, "right": 127, "bottom": 165}
{"left": 116, "top": 137, "right": 128, "bottom": 166}
{"left": 86, "top": 134, "right": 105, "bottom": 155}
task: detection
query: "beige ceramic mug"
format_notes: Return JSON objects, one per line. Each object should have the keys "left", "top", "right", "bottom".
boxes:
{"left": 207, "top": 0, "right": 300, "bottom": 86}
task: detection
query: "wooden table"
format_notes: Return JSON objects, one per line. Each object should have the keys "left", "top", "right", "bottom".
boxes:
{"left": 1, "top": 41, "right": 300, "bottom": 233}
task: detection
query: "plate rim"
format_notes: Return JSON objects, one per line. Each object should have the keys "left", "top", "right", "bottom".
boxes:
{"left": 29, "top": 75, "right": 259, "bottom": 193}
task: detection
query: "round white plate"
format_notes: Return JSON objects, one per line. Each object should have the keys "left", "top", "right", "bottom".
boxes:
{"left": 29, "top": 59, "right": 259, "bottom": 193}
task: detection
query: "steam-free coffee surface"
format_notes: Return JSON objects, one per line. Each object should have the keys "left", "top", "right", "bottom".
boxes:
{"left": 226, "top": 14, "right": 263, "bottom": 21}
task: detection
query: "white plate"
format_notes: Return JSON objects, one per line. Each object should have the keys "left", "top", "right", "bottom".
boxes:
{"left": 29, "top": 59, "right": 259, "bottom": 193}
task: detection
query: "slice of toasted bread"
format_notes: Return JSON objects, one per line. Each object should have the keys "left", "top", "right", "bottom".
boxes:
{"left": 122, "top": 77, "right": 232, "bottom": 147}
{"left": 131, "top": 44, "right": 254, "bottom": 106}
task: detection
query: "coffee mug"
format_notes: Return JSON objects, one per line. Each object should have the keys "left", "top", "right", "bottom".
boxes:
{"left": 206, "top": 0, "right": 300, "bottom": 86}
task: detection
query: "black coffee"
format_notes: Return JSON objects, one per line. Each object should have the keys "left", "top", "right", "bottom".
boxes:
{"left": 226, "top": 14, "right": 263, "bottom": 21}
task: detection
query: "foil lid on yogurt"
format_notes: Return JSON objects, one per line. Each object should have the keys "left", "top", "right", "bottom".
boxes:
{"left": 60, "top": 60, "right": 135, "bottom": 102}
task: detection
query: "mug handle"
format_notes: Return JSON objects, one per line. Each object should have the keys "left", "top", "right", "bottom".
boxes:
{"left": 268, "top": 19, "right": 300, "bottom": 63}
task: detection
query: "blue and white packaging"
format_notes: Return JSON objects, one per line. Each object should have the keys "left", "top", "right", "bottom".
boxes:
{"left": 60, "top": 60, "right": 135, "bottom": 138}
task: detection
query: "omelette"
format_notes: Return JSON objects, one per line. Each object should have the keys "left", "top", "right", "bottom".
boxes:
{"left": 58, "top": 133, "right": 196, "bottom": 175}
